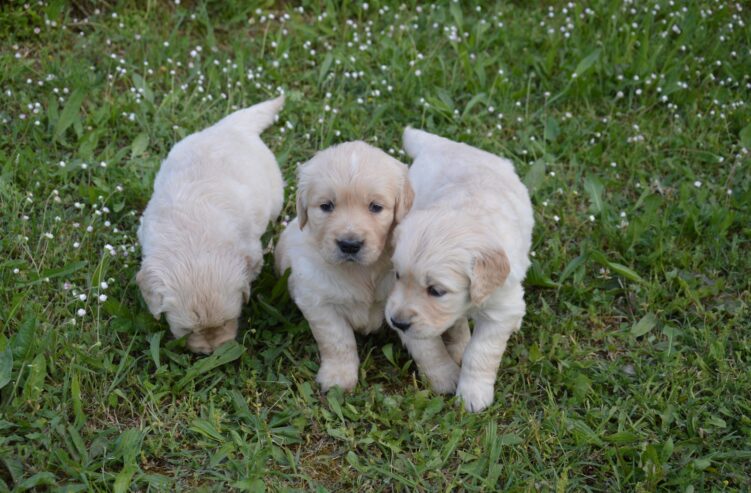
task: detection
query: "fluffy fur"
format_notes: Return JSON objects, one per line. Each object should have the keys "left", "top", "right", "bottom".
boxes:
{"left": 137, "top": 96, "right": 285, "bottom": 354}
{"left": 275, "top": 142, "right": 413, "bottom": 392}
{"left": 385, "top": 128, "right": 534, "bottom": 412}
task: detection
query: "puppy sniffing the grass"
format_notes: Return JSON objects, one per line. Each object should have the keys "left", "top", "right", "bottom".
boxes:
{"left": 275, "top": 142, "right": 413, "bottom": 392}
{"left": 385, "top": 128, "right": 533, "bottom": 412}
{"left": 137, "top": 96, "right": 285, "bottom": 354}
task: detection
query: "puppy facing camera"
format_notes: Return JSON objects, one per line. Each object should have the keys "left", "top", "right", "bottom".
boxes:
{"left": 276, "top": 141, "right": 413, "bottom": 392}
{"left": 385, "top": 128, "right": 534, "bottom": 412}
{"left": 137, "top": 96, "right": 285, "bottom": 354}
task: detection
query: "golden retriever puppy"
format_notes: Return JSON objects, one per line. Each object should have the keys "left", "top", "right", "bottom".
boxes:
{"left": 275, "top": 142, "right": 413, "bottom": 392}
{"left": 385, "top": 128, "right": 534, "bottom": 412}
{"left": 137, "top": 96, "right": 285, "bottom": 354}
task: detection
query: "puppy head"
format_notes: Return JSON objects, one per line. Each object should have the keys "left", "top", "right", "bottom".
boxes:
{"left": 295, "top": 141, "right": 412, "bottom": 266}
{"left": 136, "top": 252, "right": 253, "bottom": 348}
{"left": 385, "top": 211, "right": 510, "bottom": 339}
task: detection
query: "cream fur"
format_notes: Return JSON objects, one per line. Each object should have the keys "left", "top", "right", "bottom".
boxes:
{"left": 275, "top": 141, "right": 412, "bottom": 392}
{"left": 137, "top": 96, "right": 285, "bottom": 354}
{"left": 385, "top": 128, "right": 534, "bottom": 412}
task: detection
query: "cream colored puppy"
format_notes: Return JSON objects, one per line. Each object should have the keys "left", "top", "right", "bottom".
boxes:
{"left": 275, "top": 142, "right": 413, "bottom": 392}
{"left": 385, "top": 128, "right": 534, "bottom": 412}
{"left": 137, "top": 96, "right": 285, "bottom": 354}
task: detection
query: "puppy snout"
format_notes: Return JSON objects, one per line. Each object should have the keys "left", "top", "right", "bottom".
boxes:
{"left": 337, "top": 238, "right": 363, "bottom": 255}
{"left": 390, "top": 317, "right": 412, "bottom": 331}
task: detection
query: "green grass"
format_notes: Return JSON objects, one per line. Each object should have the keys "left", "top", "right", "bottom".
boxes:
{"left": 1, "top": 0, "right": 750, "bottom": 491}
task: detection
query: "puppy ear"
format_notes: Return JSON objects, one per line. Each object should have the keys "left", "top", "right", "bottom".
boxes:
{"left": 394, "top": 175, "right": 414, "bottom": 223}
{"left": 470, "top": 248, "right": 511, "bottom": 306}
{"left": 295, "top": 186, "right": 308, "bottom": 230}
{"left": 136, "top": 264, "right": 165, "bottom": 319}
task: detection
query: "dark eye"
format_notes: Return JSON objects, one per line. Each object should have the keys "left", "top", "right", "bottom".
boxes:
{"left": 427, "top": 286, "right": 445, "bottom": 297}
{"left": 369, "top": 202, "right": 383, "bottom": 213}
{"left": 395, "top": 272, "right": 400, "bottom": 280}
{"left": 320, "top": 201, "right": 334, "bottom": 212}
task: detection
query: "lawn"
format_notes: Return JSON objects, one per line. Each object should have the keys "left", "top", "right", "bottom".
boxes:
{"left": 1, "top": 0, "right": 750, "bottom": 491}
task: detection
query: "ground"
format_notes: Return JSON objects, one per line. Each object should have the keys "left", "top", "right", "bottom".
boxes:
{"left": 1, "top": 0, "right": 750, "bottom": 491}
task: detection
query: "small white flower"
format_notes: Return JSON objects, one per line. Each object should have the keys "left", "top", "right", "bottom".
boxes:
{"left": 694, "top": 180, "right": 701, "bottom": 188}
{"left": 79, "top": 294, "right": 87, "bottom": 301}
{"left": 77, "top": 308, "right": 86, "bottom": 317}
{"left": 553, "top": 215, "right": 560, "bottom": 222}
{"left": 100, "top": 281, "right": 109, "bottom": 289}
{"left": 98, "top": 294, "right": 108, "bottom": 302}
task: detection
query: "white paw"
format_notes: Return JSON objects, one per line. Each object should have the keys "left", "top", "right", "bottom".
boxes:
{"left": 426, "top": 363, "right": 460, "bottom": 394}
{"left": 316, "top": 360, "right": 359, "bottom": 392}
{"left": 456, "top": 378, "right": 495, "bottom": 412}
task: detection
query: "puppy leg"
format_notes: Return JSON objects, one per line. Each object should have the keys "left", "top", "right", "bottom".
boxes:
{"left": 399, "top": 332, "right": 460, "bottom": 394}
{"left": 456, "top": 297, "right": 524, "bottom": 412}
{"left": 302, "top": 306, "right": 359, "bottom": 392}
{"left": 442, "top": 318, "right": 471, "bottom": 365}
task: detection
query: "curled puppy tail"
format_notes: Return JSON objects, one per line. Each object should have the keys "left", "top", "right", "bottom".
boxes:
{"left": 222, "top": 95, "right": 285, "bottom": 134}
{"left": 402, "top": 126, "right": 447, "bottom": 159}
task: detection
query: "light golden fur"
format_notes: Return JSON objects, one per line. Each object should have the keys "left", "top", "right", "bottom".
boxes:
{"left": 386, "top": 128, "right": 533, "bottom": 412}
{"left": 276, "top": 141, "right": 412, "bottom": 392}
{"left": 137, "top": 96, "right": 285, "bottom": 354}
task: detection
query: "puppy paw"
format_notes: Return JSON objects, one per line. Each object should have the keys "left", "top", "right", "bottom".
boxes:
{"left": 426, "top": 363, "right": 460, "bottom": 394}
{"left": 456, "top": 379, "right": 495, "bottom": 412}
{"left": 187, "top": 333, "right": 213, "bottom": 354}
{"left": 317, "top": 360, "right": 359, "bottom": 392}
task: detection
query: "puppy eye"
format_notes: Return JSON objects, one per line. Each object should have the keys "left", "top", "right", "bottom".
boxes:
{"left": 395, "top": 272, "right": 400, "bottom": 280}
{"left": 427, "top": 286, "right": 445, "bottom": 297}
{"left": 369, "top": 202, "right": 383, "bottom": 213}
{"left": 320, "top": 201, "right": 335, "bottom": 212}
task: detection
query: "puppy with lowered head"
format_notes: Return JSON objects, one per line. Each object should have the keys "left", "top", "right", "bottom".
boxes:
{"left": 137, "top": 96, "right": 285, "bottom": 354}
{"left": 385, "top": 128, "right": 534, "bottom": 412}
{"left": 275, "top": 142, "right": 413, "bottom": 392}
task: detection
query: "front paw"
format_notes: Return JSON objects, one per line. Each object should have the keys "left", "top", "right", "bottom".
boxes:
{"left": 316, "top": 360, "right": 359, "bottom": 392}
{"left": 187, "top": 332, "right": 213, "bottom": 354}
{"left": 456, "top": 378, "right": 495, "bottom": 412}
{"left": 426, "top": 363, "right": 460, "bottom": 394}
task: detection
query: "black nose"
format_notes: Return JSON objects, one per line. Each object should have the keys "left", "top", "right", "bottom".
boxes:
{"left": 337, "top": 239, "right": 363, "bottom": 255}
{"left": 390, "top": 317, "right": 411, "bottom": 331}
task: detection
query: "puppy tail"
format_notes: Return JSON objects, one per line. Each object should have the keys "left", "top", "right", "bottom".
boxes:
{"left": 402, "top": 126, "right": 441, "bottom": 159}
{"left": 224, "top": 95, "right": 285, "bottom": 134}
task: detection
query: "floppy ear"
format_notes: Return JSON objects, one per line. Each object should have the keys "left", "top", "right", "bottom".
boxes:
{"left": 470, "top": 248, "right": 511, "bottom": 306}
{"left": 394, "top": 175, "right": 414, "bottom": 223}
{"left": 136, "top": 264, "right": 165, "bottom": 319}
{"left": 295, "top": 186, "right": 308, "bottom": 230}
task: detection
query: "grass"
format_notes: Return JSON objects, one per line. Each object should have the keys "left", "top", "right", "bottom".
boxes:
{"left": 1, "top": 0, "right": 750, "bottom": 490}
